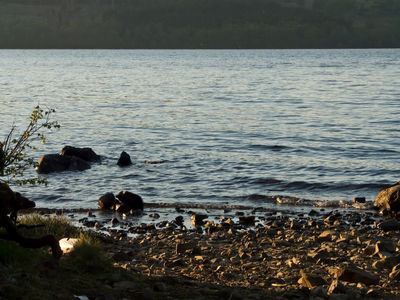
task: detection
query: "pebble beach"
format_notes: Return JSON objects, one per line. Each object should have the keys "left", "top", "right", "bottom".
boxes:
{"left": 31, "top": 202, "right": 400, "bottom": 299}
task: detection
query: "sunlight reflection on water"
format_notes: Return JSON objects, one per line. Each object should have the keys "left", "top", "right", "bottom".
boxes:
{"left": 0, "top": 49, "right": 400, "bottom": 209}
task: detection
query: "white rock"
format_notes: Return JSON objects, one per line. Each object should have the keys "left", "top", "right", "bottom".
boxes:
{"left": 59, "top": 237, "right": 79, "bottom": 253}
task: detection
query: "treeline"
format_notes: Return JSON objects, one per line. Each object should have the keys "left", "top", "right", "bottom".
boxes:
{"left": 0, "top": 0, "right": 399, "bottom": 48}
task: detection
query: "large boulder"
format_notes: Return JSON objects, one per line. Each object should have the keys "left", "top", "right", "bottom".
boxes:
{"left": 117, "top": 151, "right": 132, "bottom": 167}
{"left": 61, "top": 146, "right": 100, "bottom": 162}
{"left": 37, "top": 154, "right": 90, "bottom": 174}
{"left": 98, "top": 192, "right": 117, "bottom": 210}
{"left": 116, "top": 190, "right": 143, "bottom": 210}
{"left": 374, "top": 183, "right": 400, "bottom": 213}
{"left": 115, "top": 203, "right": 132, "bottom": 214}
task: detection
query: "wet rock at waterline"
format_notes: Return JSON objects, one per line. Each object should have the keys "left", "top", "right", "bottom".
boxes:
{"left": 239, "top": 215, "right": 256, "bottom": 226}
{"left": 98, "top": 191, "right": 144, "bottom": 213}
{"left": 374, "top": 183, "right": 400, "bottom": 213}
{"left": 117, "top": 151, "right": 132, "bottom": 167}
{"left": 98, "top": 193, "right": 117, "bottom": 210}
{"left": 353, "top": 197, "right": 366, "bottom": 204}
{"left": 36, "top": 154, "right": 90, "bottom": 173}
{"left": 115, "top": 203, "right": 132, "bottom": 214}
{"left": 191, "top": 214, "right": 208, "bottom": 227}
{"left": 116, "top": 190, "right": 144, "bottom": 211}
{"left": 61, "top": 145, "right": 100, "bottom": 162}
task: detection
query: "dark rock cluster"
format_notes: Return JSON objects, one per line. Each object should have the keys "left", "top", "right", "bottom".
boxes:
{"left": 36, "top": 146, "right": 100, "bottom": 173}
{"left": 98, "top": 191, "right": 144, "bottom": 214}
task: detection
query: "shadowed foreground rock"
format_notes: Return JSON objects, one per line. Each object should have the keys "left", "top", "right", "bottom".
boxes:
{"left": 334, "top": 266, "right": 379, "bottom": 285}
{"left": 0, "top": 183, "right": 62, "bottom": 259}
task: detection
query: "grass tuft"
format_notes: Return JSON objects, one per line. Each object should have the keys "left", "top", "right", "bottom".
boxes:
{"left": 65, "top": 233, "right": 112, "bottom": 273}
{"left": 17, "top": 214, "right": 79, "bottom": 240}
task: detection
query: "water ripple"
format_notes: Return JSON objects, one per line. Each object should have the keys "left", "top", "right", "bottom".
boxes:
{"left": 1, "top": 49, "right": 400, "bottom": 209}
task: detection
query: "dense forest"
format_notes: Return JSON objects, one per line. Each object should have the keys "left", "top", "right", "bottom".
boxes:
{"left": 0, "top": 0, "right": 399, "bottom": 48}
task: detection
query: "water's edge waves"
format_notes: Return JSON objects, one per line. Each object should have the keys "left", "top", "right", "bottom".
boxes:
{"left": 1, "top": 49, "right": 399, "bottom": 210}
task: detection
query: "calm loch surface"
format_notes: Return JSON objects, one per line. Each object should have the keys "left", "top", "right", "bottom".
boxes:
{"left": 1, "top": 49, "right": 399, "bottom": 209}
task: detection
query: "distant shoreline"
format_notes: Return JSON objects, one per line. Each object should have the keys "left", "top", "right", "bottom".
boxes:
{"left": 1, "top": 0, "right": 399, "bottom": 49}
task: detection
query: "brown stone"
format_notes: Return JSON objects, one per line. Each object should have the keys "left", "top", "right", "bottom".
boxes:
{"left": 372, "top": 255, "right": 400, "bottom": 269}
{"left": 299, "top": 270, "right": 326, "bottom": 289}
{"left": 334, "top": 266, "right": 379, "bottom": 285}
{"left": 176, "top": 242, "right": 194, "bottom": 255}
{"left": 239, "top": 215, "right": 255, "bottom": 226}
{"left": 365, "top": 289, "right": 381, "bottom": 298}
{"left": 375, "top": 240, "right": 397, "bottom": 253}
{"left": 327, "top": 280, "right": 348, "bottom": 295}
{"left": 377, "top": 218, "right": 400, "bottom": 231}
{"left": 238, "top": 251, "right": 250, "bottom": 260}
{"left": 191, "top": 214, "right": 208, "bottom": 226}
{"left": 389, "top": 269, "right": 400, "bottom": 281}
{"left": 310, "top": 286, "right": 327, "bottom": 298}
{"left": 364, "top": 245, "right": 375, "bottom": 256}
{"left": 374, "top": 184, "right": 400, "bottom": 213}
{"left": 318, "top": 230, "right": 334, "bottom": 242}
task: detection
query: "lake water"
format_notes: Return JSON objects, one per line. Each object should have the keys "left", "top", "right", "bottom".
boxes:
{"left": 0, "top": 49, "right": 399, "bottom": 210}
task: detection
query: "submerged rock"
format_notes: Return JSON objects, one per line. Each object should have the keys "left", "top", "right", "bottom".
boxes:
{"left": 61, "top": 145, "right": 100, "bottom": 162}
{"left": 37, "top": 154, "right": 90, "bottom": 173}
{"left": 117, "top": 151, "right": 132, "bottom": 167}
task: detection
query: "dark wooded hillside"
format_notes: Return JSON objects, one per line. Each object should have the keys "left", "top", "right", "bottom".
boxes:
{"left": 0, "top": 0, "right": 399, "bottom": 48}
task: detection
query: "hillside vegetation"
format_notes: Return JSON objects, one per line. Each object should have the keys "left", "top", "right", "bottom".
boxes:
{"left": 0, "top": 0, "right": 399, "bottom": 48}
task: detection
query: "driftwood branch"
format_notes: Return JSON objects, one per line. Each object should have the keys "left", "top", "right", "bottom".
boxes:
{"left": 0, "top": 215, "right": 62, "bottom": 259}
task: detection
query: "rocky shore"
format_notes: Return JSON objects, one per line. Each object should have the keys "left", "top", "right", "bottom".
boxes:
{"left": 31, "top": 204, "right": 400, "bottom": 299}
